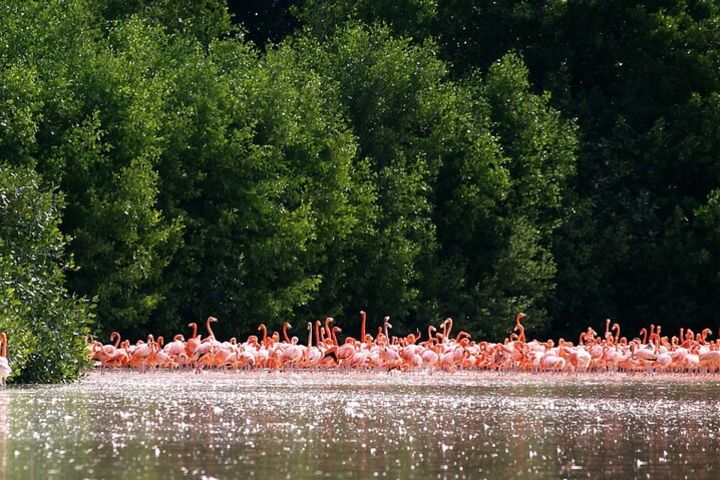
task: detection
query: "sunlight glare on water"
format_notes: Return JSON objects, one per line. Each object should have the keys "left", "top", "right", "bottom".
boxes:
{"left": 2, "top": 371, "right": 720, "bottom": 479}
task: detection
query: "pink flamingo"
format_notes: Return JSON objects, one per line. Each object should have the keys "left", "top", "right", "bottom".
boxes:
{"left": 0, "top": 333, "right": 10, "bottom": 384}
{"left": 185, "top": 322, "right": 201, "bottom": 358}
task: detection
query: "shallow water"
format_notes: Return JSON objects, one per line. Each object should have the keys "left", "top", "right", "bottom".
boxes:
{"left": 2, "top": 371, "right": 720, "bottom": 479}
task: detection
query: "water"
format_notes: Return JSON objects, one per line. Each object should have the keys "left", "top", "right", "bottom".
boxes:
{"left": 1, "top": 371, "right": 719, "bottom": 479}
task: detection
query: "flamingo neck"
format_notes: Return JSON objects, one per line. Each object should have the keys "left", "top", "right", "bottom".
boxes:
{"left": 206, "top": 317, "right": 216, "bottom": 339}
{"left": 283, "top": 324, "right": 291, "bottom": 343}
{"left": 455, "top": 331, "right": 467, "bottom": 342}
{"left": 444, "top": 318, "right": 453, "bottom": 340}
{"left": 360, "top": 311, "right": 367, "bottom": 341}
{"left": 324, "top": 318, "right": 333, "bottom": 340}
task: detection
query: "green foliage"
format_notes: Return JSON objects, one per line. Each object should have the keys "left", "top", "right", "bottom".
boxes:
{"left": 291, "top": 26, "right": 446, "bottom": 324}
{"left": 631, "top": 92, "right": 720, "bottom": 329}
{"left": 406, "top": 52, "right": 576, "bottom": 337}
{"left": 0, "top": 1, "right": 582, "bottom": 347}
{"left": 17, "top": 0, "right": 720, "bottom": 356}
{"left": 290, "top": 26, "right": 576, "bottom": 335}
{"left": 0, "top": 165, "right": 91, "bottom": 383}
{"left": 95, "top": 0, "right": 235, "bottom": 43}
{"left": 479, "top": 54, "right": 577, "bottom": 236}
{"left": 0, "top": 2, "right": 179, "bottom": 337}
{"left": 153, "top": 36, "right": 366, "bottom": 336}
{"left": 295, "top": 0, "right": 437, "bottom": 41}
{"left": 297, "top": 0, "right": 720, "bottom": 336}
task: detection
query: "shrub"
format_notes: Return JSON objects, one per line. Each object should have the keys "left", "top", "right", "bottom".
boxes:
{"left": 0, "top": 165, "right": 91, "bottom": 383}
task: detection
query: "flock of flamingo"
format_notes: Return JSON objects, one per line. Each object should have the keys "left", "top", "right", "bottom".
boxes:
{"left": 81, "top": 312, "right": 720, "bottom": 374}
{"left": 3, "top": 312, "right": 720, "bottom": 383}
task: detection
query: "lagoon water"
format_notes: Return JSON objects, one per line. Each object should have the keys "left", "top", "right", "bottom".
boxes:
{"left": 2, "top": 371, "right": 720, "bottom": 479}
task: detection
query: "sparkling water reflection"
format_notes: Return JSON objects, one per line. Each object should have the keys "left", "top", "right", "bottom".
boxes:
{"left": 3, "top": 372, "right": 720, "bottom": 479}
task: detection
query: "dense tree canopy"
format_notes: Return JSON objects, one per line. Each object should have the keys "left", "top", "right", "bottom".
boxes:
{"left": 1, "top": 0, "right": 718, "bottom": 380}
{"left": 298, "top": 0, "right": 720, "bottom": 336}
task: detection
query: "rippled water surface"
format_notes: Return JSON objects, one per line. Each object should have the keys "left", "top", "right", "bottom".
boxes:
{"left": 2, "top": 372, "right": 720, "bottom": 479}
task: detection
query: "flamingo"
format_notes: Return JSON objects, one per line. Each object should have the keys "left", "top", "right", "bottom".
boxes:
{"left": 127, "top": 337, "right": 153, "bottom": 371}
{"left": 193, "top": 317, "right": 222, "bottom": 373}
{"left": 164, "top": 334, "right": 188, "bottom": 366}
{"left": 185, "top": 322, "right": 201, "bottom": 358}
{"left": 336, "top": 337, "right": 357, "bottom": 365}
{"left": 0, "top": 333, "right": 10, "bottom": 384}
{"left": 305, "top": 322, "right": 324, "bottom": 366}
{"left": 421, "top": 341, "right": 440, "bottom": 369}
{"left": 279, "top": 323, "right": 304, "bottom": 367}
{"left": 699, "top": 350, "right": 720, "bottom": 372}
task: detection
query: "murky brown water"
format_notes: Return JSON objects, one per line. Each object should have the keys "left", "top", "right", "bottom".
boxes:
{"left": 1, "top": 371, "right": 719, "bottom": 479}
